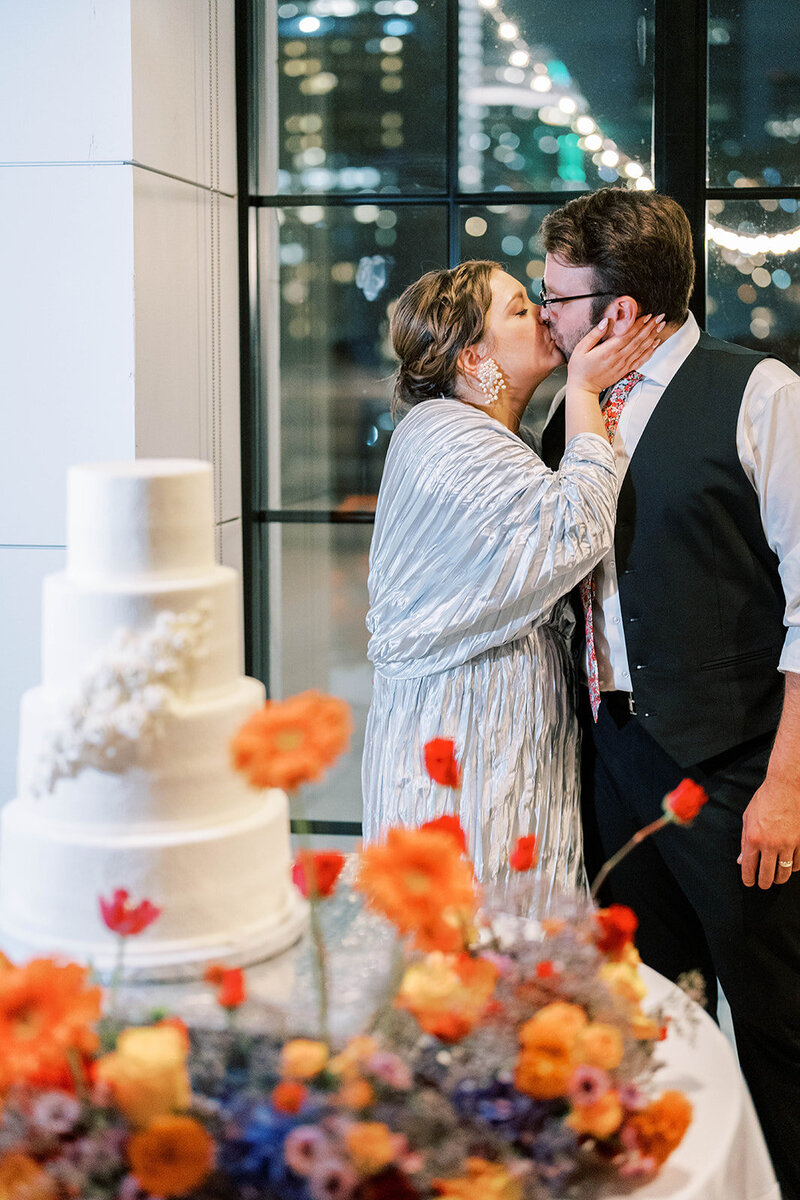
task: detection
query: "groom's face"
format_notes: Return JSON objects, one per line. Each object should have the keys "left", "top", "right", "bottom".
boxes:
{"left": 541, "top": 254, "right": 607, "bottom": 359}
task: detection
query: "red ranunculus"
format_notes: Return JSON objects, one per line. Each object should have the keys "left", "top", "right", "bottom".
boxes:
{"left": 423, "top": 739, "right": 462, "bottom": 788}
{"left": 509, "top": 835, "right": 538, "bottom": 872}
{"left": 98, "top": 889, "right": 161, "bottom": 937}
{"left": 594, "top": 904, "right": 639, "bottom": 957}
{"left": 420, "top": 815, "right": 468, "bottom": 854}
{"left": 292, "top": 850, "right": 346, "bottom": 899}
{"left": 536, "top": 960, "right": 556, "bottom": 980}
{"left": 663, "top": 779, "right": 708, "bottom": 825}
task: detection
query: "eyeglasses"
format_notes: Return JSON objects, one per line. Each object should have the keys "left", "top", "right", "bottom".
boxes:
{"left": 537, "top": 287, "right": 613, "bottom": 310}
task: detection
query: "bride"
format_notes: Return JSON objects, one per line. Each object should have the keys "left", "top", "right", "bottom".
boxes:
{"left": 361, "top": 260, "right": 662, "bottom": 895}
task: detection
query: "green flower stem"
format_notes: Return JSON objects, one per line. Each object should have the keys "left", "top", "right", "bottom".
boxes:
{"left": 590, "top": 814, "right": 670, "bottom": 902}
{"left": 107, "top": 934, "right": 126, "bottom": 1019}
{"left": 293, "top": 795, "right": 332, "bottom": 1047}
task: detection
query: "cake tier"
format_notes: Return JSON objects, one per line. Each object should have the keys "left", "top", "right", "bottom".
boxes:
{"left": 17, "top": 677, "right": 266, "bottom": 826}
{"left": 0, "top": 791, "right": 307, "bottom": 976}
{"left": 41, "top": 567, "right": 242, "bottom": 693}
{"left": 67, "top": 460, "right": 215, "bottom": 582}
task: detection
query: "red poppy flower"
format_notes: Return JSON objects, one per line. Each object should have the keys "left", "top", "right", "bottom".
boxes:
{"left": 594, "top": 905, "right": 639, "bottom": 957}
{"left": 423, "top": 739, "right": 462, "bottom": 788}
{"left": 98, "top": 889, "right": 161, "bottom": 937}
{"left": 292, "top": 850, "right": 346, "bottom": 899}
{"left": 536, "top": 960, "right": 556, "bottom": 980}
{"left": 663, "top": 779, "right": 708, "bottom": 825}
{"left": 509, "top": 835, "right": 538, "bottom": 872}
{"left": 420, "top": 815, "right": 468, "bottom": 855}
{"left": 203, "top": 965, "right": 247, "bottom": 1009}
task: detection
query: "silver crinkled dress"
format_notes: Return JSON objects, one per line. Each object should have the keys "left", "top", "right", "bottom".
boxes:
{"left": 361, "top": 398, "right": 617, "bottom": 900}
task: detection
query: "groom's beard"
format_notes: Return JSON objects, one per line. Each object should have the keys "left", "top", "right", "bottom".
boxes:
{"left": 552, "top": 318, "right": 595, "bottom": 360}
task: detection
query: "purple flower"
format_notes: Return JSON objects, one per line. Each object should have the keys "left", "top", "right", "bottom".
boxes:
{"left": 568, "top": 1066, "right": 611, "bottom": 1109}
{"left": 31, "top": 1090, "right": 82, "bottom": 1135}
{"left": 308, "top": 1156, "right": 358, "bottom": 1200}
{"left": 284, "top": 1125, "right": 330, "bottom": 1177}
{"left": 618, "top": 1082, "right": 648, "bottom": 1111}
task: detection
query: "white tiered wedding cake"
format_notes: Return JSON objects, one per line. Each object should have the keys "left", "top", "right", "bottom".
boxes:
{"left": 0, "top": 459, "right": 306, "bottom": 977}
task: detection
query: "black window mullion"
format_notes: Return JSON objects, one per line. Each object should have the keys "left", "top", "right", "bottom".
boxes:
{"left": 654, "top": 0, "right": 708, "bottom": 325}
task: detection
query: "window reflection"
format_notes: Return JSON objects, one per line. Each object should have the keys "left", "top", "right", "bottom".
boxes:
{"left": 708, "top": 0, "right": 800, "bottom": 187}
{"left": 707, "top": 199, "right": 800, "bottom": 365}
{"left": 259, "top": 0, "right": 448, "bottom": 194}
{"left": 459, "top": 0, "right": 654, "bottom": 193}
{"left": 257, "top": 204, "right": 447, "bottom": 509}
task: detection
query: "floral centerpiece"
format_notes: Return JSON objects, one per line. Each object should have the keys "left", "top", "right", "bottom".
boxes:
{"left": 0, "top": 693, "right": 707, "bottom": 1199}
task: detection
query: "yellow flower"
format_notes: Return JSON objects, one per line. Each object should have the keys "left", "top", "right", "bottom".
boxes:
{"left": 520, "top": 1003, "right": 588, "bottom": 1047}
{"left": 567, "top": 1091, "right": 624, "bottom": 1139}
{"left": 599, "top": 958, "right": 647, "bottom": 1006}
{"left": 631, "top": 1011, "right": 665, "bottom": 1041}
{"left": 94, "top": 1022, "right": 191, "bottom": 1129}
{"left": 433, "top": 1157, "right": 523, "bottom": 1199}
{"left": 345, "top": 1122, "right": 397, "bottom": 1176}
{"left": 395, "top": 953, "right": 498, "bottom": 1042}
{"left": 280, "top": 1038, "right": 330, "bottom": 1080}
{"left": 576, "top": 1023, "right": 624, "bottom": 1070}
{"left": 329, "top": 1035, "right": 379, "bottom": 1080}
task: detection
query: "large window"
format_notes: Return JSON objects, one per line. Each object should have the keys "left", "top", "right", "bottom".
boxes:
{"left": 237, "top": 0, "right": 800, "bottom": 833}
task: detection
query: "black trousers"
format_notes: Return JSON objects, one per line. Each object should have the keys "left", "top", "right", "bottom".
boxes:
{"left": 582, "top": 690, "right": 800, "bottom": 1200}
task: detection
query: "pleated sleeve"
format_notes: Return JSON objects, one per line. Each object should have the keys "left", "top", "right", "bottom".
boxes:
{"left": 366, "top": 398, "right": 616, "bottom": 678}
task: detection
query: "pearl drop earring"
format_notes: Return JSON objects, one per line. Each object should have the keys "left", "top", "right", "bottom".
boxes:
{"left": 477, "top": 357, "right": 504, "bottom": 404}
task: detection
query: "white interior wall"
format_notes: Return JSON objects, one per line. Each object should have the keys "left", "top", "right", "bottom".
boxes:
{"left": 0, "top": 0, "right": 241, "bottom": 801}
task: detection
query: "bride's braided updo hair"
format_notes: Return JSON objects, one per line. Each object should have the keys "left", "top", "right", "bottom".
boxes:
{"left": 390, "top": 260, "right": 500, "bottom": 420}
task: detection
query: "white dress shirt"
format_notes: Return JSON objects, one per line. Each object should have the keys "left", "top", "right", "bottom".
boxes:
{"left": 553, "top": 313, "right": 800, "bottom": 692}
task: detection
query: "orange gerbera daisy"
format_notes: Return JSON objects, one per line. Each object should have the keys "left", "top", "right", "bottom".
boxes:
{"left": 0, "top": 959, "right": 101, "bottom": 1090}
{"left": 231, "top": 691, "right": 353, "bottom": 792}
{"left": 355, "top": 827, "right": 478, "bottom": 953}
{"left": 128, "top": 1114, "right": 214, "bottom": 1197}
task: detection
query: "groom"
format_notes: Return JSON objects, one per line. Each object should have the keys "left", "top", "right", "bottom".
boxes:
{"left": 540, "top": 187, "right": 800, "bottom": 1199}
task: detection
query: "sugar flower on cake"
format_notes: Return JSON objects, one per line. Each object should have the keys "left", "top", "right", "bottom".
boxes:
{"left": 231, "top": 690, "right": 353, "bottom": 791}
{"left": 99, "top": 888, "right": 161, "bottom": 937}
{"left": 32, "top": 605, "right": 211, "bottom": 795}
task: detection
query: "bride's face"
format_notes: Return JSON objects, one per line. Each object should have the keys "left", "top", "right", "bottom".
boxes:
{"left": 484, "top": 270, "right": 564, "bottom": 396}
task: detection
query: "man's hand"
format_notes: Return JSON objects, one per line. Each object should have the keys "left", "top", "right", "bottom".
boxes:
{"left": 740, "top": 775, "right": 800, "bottom": 888}
{"left": 739, "top": 671, "right": 800, "bottom": 888}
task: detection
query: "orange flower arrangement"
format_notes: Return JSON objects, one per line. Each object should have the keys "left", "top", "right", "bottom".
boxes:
{"left": 355, "top": 826, "right": 478, "bottom": 953}
{"left": 626, "top": 1090, "right": 693, "bottom": 1166}
{"left": 230, "top": 690, "right": 353, "bottom": 792}
{"left": 345, "top": 1121, "right": 398, "bottom": 1176}
{"left": 271, "top": 1080, "right": 308, "bottom": 1114}
{"left": 127, "top": 1114, "right": 214, "bottom": 1197}
{"left": 433, "top": 1156, "right": 524, "bottom": 1199}
{"left": 395, "top": 952, "right": 499, "bottom": 1043}
{"left": 0, "top": 959, "right": 101, "bottom": 1090}
{"left": 514, "top": 1003, "right": 588, "bottom": 1100}
{"left": 93, "top": 1021, "right": 191, "bottom": 1129}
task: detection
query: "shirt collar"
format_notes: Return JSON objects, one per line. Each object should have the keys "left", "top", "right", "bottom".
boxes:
{"left": 637, "top": 311, "right": 700, "bottom": 388}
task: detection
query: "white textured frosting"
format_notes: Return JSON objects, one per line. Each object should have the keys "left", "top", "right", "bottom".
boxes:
{"left": 0, "top": 458, "right": 306, "bottom": 976}
{"left": 67, "top": 459, "right": 215, "bottom": 581}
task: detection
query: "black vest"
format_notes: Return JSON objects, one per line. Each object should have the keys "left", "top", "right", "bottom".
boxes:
{"left": 541, "top": 333, "right": 786, "bottom": 766}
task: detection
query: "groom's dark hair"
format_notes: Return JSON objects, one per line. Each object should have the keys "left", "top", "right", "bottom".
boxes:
{"left": 541, "top": 189, "right": 695, "bottom": 326}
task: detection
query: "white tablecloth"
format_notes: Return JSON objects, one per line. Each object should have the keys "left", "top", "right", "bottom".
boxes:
{"left": 606, "top": 966, "right": 780, "bottom": 1200}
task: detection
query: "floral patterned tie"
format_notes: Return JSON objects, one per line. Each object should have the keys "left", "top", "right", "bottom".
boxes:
{"left": 580, "top": 370, "right": 644, "bottom": 720}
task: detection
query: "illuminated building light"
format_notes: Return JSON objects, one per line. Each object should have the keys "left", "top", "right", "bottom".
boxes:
{"left": 298, "top": 16, "right": 321, "bottom": 32}
{"left": 531, "top": 76, "right": 552, "bottom": 92}
{"left": 584, "top": 133, "right": 603, "bottom": 151}
{"left": 478, "top": 0, "right": 497, "bottom": 7}
{"left": 558, "top": 96, "right": 577, "bottom": 114}
{"left": 635, "top": 176, "right": 654, "bottom": 190}
{"left": 708, "top": 221, "right": 800, "bottom": 255}
{"left": 625, "top": 161, "right": 643, "bottom": 178}
{"left": 575, "top": 116, "right": 595, "bottom": 134}
{"left": 600, "top": 150, "right": 619, "bottom": 167}
{"left": 498, "top": 21, "right": 518, "bottom": 39}
{"left": 509, "top": 50, "right": 529, "bottom": 67}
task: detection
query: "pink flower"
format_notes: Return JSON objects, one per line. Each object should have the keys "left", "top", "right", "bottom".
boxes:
{"left": 308, "top": 1157, "right": 358, "bottom": 1200}
{"left": 99, "top": 889, "right": 161, "bottom": 936}
{"left": 568, "top": 1065, "right": 612, "bottom": 1109}
{"left": 366, "top": 1051, "right": 413, "bottom": 1091}
{"left": 284, "top": 1126, "right": 329, "bottom": 1177}
{"left": 31, "top": 1090, "right": 82, "bottom": 1135}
